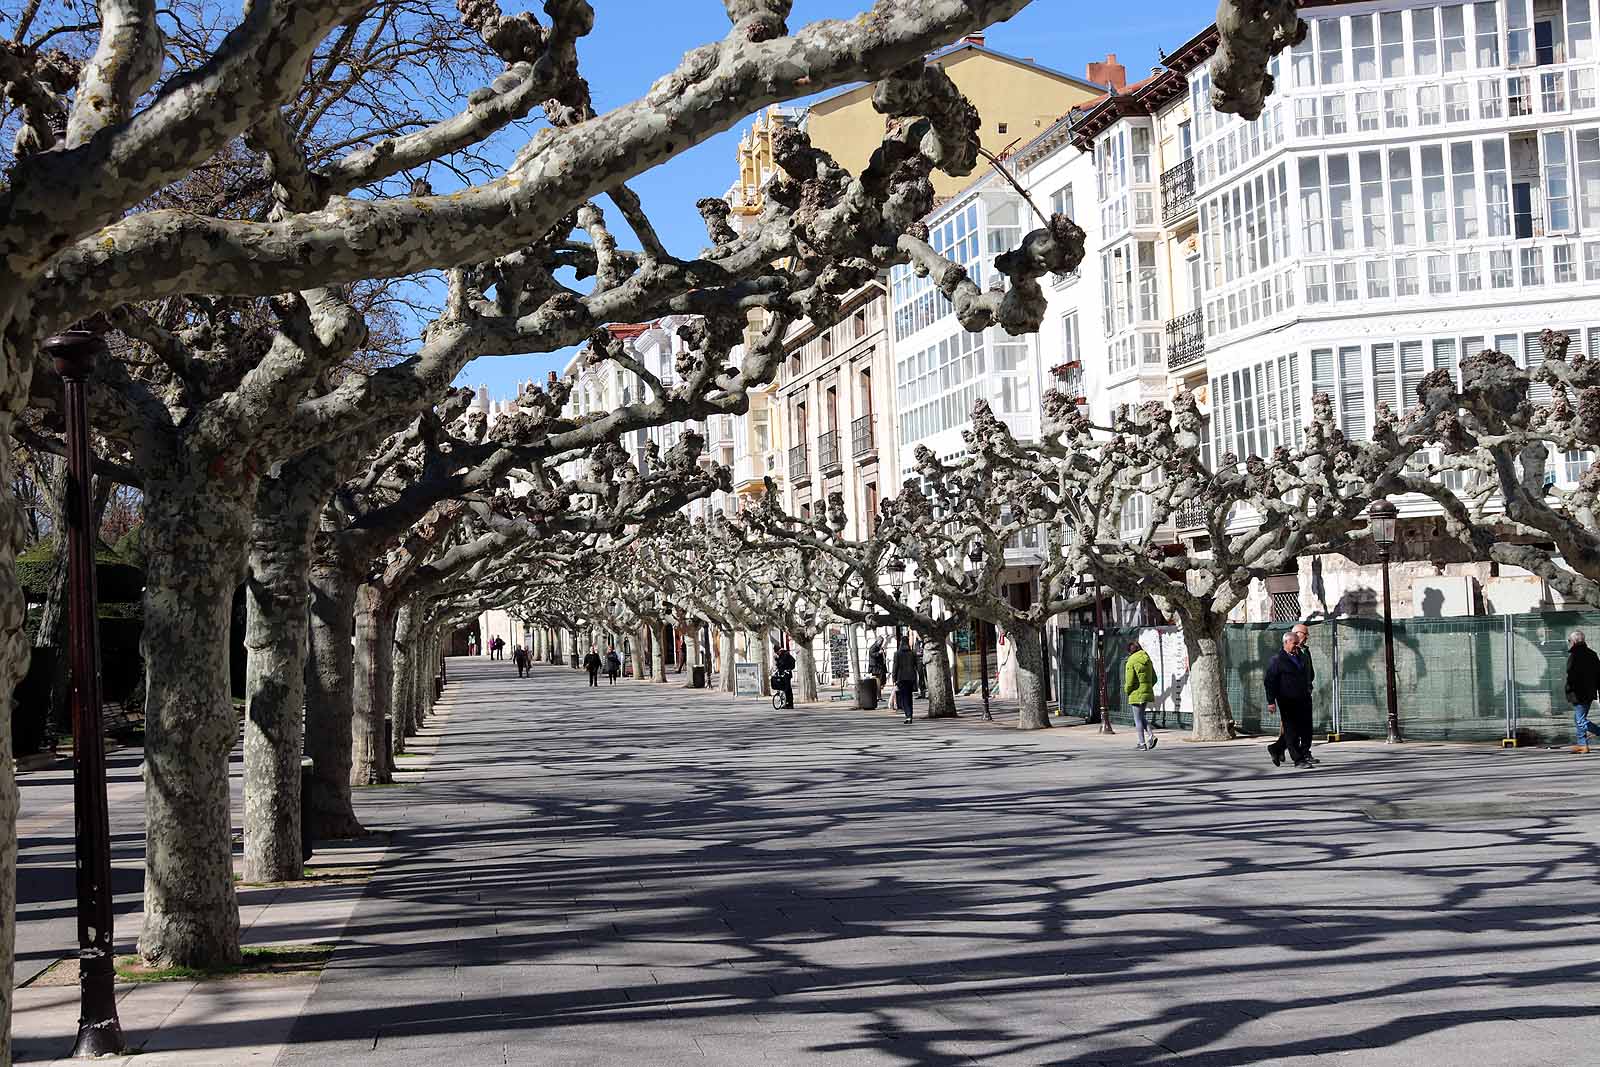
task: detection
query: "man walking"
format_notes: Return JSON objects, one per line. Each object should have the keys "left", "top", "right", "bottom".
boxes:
{"left": 1567, "top": 630, "right": 1600, "bottom": 753}
{"left": 583, "top": 646, "right": 602, "bottom": 687}
{"left": 772, "top": 642, "right": 796, "bottom": 708}
{"left": 892, "top": 635, "right": 919, "bottom": 724}
{"left": 1124, "top": 639, "right": 1158, "bottom": 750}
{"left": 606, "top": 646, "right": 622, "bottom": 685}
{"left": 1265, "top": 631, "right": 1314, "bottom": 767}
{"left": 513, "top": 644, "right": 530, "bottom": 678}
{"left": 1289, "top": 622, "right": 1319, "bottom": 765}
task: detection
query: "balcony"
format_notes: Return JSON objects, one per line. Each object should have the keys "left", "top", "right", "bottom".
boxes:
{"left": 1161, "top": 157, "right": 1196, "bottom": 224}
{"left": 817, "top": 430, "right": 843, "bottom": 476}
{"left": 1166, "top": 310, "right": 1205, "bottom": 372}
{"left": 789, "top": 443, "right": 811, "bottom": 487}
{"left": 851, "top": 414, "right": 877, "bottom": 461}
{"left": 1172, "top": 504, "right": 1207, "bottom": 531}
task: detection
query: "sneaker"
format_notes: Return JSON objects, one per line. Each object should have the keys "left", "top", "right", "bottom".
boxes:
{"left": 1293, "top": 760, "right": 1314, "bottom": 768}
{"left": 1136, "top": 743, "right": 1148, "bottom": 751}
{"left": 1147, "top": 736, "right": 1158, "bottom": 751}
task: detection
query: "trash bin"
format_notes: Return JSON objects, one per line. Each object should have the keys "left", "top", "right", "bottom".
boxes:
{"left": 300, "top": 757, "right": 316, "bottom": 861}
{"left": 855, "top": 679, "right": 879, "bottom": 710}
{"left": 691, "top": 665, "right": 708, "bottom": 688}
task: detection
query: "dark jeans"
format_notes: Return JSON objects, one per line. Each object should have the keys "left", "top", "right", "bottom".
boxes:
{"left": 587, "top": 667, "right": 599, "bottom": 686}
{"left": 776, "top": 680, "right": 793, "bottom": 707}
{"left": 896, "top": 681, "right": 915, "bottom": 719}
{"left": 608, "top": 670, "right": 619, "bottom": 684}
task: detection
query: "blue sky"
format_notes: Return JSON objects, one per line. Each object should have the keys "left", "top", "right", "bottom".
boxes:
{"left": 453, "top": 0, "right": 1205, "bottom": 400}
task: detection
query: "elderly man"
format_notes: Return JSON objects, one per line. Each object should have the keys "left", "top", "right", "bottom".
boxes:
{"left": 1265, "top": 631, "right": 1315, "bottom": 768}
{"left": 1567, "top": 630, "right": 1600, "bottom": 753}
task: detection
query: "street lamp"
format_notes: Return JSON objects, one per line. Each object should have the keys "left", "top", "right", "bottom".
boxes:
{"left": 884, "top": 555, "right": 906, "bottom": 640}
{"left": 42, "top": 332, "right": 126, "bottom": 1057}
{"left": 967, "top": 543, "right": 993, "bottom": 721}
{"left": 1369, "top": 497, "right": 1402, "bottom": 744}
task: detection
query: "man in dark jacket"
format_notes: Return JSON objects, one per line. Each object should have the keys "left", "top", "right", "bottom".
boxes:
{"left": 1567, "top": 630, "right": 1600, "bottom": 752}
{"left": 583, "top": 647, "right": 602, "bottom": 687}
{"left": 773, "top": 644, "right": 796, "bottom": 708}
{"left": 891, "top": 636, "right": 919, "bottom": 724}
{"left": 1265, "top": 631, "right": 1314, "bottom": 768}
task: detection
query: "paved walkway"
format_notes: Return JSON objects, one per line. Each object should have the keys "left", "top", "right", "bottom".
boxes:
{"left": 20, "top": 657, "right": 1600, "bottom": 1064}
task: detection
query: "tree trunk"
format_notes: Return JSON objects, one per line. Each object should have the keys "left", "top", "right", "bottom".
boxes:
{"left": 305, "top": 559, "right": 366, "bottom": 839}
{"left": 633, "top": 624, "right": 648, "bottom": 681}
{"left": 0, "top": 407, "right": 29, "bottom": 1059}
{"left": 653, "top": 620, "right": 669, "bottom": 682}
{"left": 758, "top": 632, "right": 773, "bottom": 697}
{"left": 720, "top": 629, "right": 736, "bottom": 692}
{"left": 1008, "top": 619, "right": 1051, "bottom": 730}
{"left": 390, "top": 603, "right": 418, "bottom": 750}
{"left": 242, "top": 484, "right": 317, "bottom": 884}
{"left": 137, "top": 471, "right": 251, "bottom": 968}
{"left": 924, "top": 636, "right": 958, "bottom": 718}
{"left": 351, "top": 583, "right": 395, "bottom": 785}
{"left": 793, "top": 636, "right": 818, "bottom": 703}
{"left": 1182, "top": 610, "right": 1235, "bottom": 741}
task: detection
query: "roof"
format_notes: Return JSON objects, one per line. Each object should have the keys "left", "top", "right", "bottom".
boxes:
{"left": 807, "top": 40, "right": 1108, "bottom": 113}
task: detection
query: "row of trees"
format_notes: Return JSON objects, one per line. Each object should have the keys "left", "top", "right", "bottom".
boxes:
{"left": 5, "top": 0, "right": 1305, "bottom": 1057}
{"left": 518, "top": 332, "right": 1600, "bottom": 749}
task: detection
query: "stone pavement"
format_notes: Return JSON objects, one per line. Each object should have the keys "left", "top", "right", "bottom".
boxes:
{"left": 20, "top": 657, "right": 1600, "bottom": 1065}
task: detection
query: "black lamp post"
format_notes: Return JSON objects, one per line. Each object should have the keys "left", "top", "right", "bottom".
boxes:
{"left": 43, "top": 332, "right": 126, "bottom": 1057}
{"left": 968, "top": 543, "right": 993, "bottom": 721}
{"left": 885, "top": 555, "right": 906, "bottom": 639}
{"left": 1369, "top": 497, "right": 1402, "bottom": 744}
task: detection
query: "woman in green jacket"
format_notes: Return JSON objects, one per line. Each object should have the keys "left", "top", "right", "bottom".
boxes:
{"left": 1124, "top": 639, "right": 1158, "bottom": 750}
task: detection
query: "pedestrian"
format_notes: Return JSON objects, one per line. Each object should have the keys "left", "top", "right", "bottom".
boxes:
{"left": 1290, "top": 622, "right": 1320, "bottom": 765}
{"left": 583, "top": 646, "right": 602, "bottom": 687}
{"left": 1124, "top": 638, "right": 1158, "bottom": 750}
{"left": 892, "top": 635, "right": 918, "bottom": 724}
{"left": 867, "top": 639, "right": 888, "bottom": 704}
{"left": 606, "top": 646, "right": 622, "bottom": 685}
{"left": 914, "top": 637, "right": 928, "bottom": 697}
{"left": 772, "top": 642, "right": 796, "bottom": 708}
{"left": 1265, "top": 631, "right": 1314, "bottom": 768}
{"left": 1566, "top": 630, "right": 1600, "bottom": 753}
{"left": 513, "top": 644, "right": 530, "bottom": 677}
{"left": 468, "top": 635, "right": 479, "bottom": 657}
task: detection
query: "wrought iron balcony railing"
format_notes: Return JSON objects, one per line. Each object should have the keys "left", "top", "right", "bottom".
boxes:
{"left": 1166, "top": 309, "right": 1205, "bottom": 371}
{"left": 1161, "top": 157, "right": 1197, "bottom": 224}
{"left": 788, "top": 443, "right": 810, "bottom": 486}
{"left": 851, "top": 414, "right": 876, "bottom": 459}
{"left": 817, "top": 430, "right": 842, "bottom": 475}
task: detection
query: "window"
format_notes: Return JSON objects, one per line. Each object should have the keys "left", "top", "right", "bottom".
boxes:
{"left": 1361, "top": 151, "right": 1386, "bottom": 248}
{"left": 1422, "top": 146, "right": 1449, "bottom": 243}
{"left": 1428, "top": 253, "right": 1453, "bottom": 294}
{"left": 1586, "top": 240, "right": 1600, "bottom": 279}
{"left": 1137, "top": 241, "right": 1159, "bottom": 322}
{"left": 1395, "top": 254, "right": 1420, "bottom": 295}
{"left": 998, "top": 122, "right": 1008, "bottom": 135}
{"left": 1328, "top": 153, "right": 1354, "bottom": 250}
{"left": 1292, "top": 33, "right": 1316, "bottom": 87}
{"left": 1366, "top": 258, "right": 1392, "bottom": 298}
{"left": 1414, "top": 8, "right": 1440, "bottom": 75}
{"left": 1323, "top": 94, "right": 1347, "bottom": 135}
{"left": 1556, "top": 243, "right": 1578, "bottom": 282}
{"left": 1510, "top": 76, "right": 1533, "bottom": 116}
{"left": 1566, "top": 450, "right": 1595, "bottom": 483}
{"left": 1443, "top": 5, "right": 1470, "bottom": 71}
{"left": 1381, "top": 11, "right": 1406, "bottom": 76}
{"left": 1050, "top": 184, "right": 1074, "bottom": 219}
{"left": 1542, "top": 71, "right": 1567, "bottom": 112}
{"left": 1339, "top": 345, "right": 1368, "bottom": 439}
{"left": 1509, "top": 0, "right": 1533, "bottom": 64}
{"left": 1351, "top": 14, "right": 1377, "bottom": 79}
{"left": 1446, "top": 82, "right": 1472, "bottom": 122}
{"left": 1385, "top": 87, "right": 1410, "bottom": 128}
{"left": 1389, "top": 148, "right": 1416, "bottom": 245}
{"left": 1573, "top": 0, "right": 1595, "bottom": 59}
{"left": 1335, "top": 262, "right": 1359, "bottom": 301}
{"left": 1132, "top": 125, "right": 1152, "bottom": 183}
{"left": 1451, "top": 141, "right": 1478, "bottom": 238}
{"left": 1418, "top": 85, "right": 1442, "bottom": 126}
{"left": 1296, "top": 98, "right": 1319, "bottom": 137}
{"left": 1545, "top": 130, "right": 1574, "bottom": 231}
{"left": 1319, "top": 18, "right": 1345, "bottom": 83}
{"left": 1579, "top": 129, "right": 1600, "bottom": 227}
{"left": 1521, "top": 245, "right": 1546, "bottom": 285}
{"left": 1306, "top": 264, "right": 1329, "bottom": 303}
{"left": 1485, "top": 138, "right": 1511, "bottom": 236}
{"left": 1480, "top": 77, "right": 1504, "bottom": 118}
{"left": 1475, "top": 1, "right": 1501, "bottom": 65}
{"left": 1356, "top": 91, "right": 1380, "bottom": 131}
{"left": 1574, "top": 68, "right": 1598, "bottom": 109}
{"left": 1458, "top": 251, "right": 1483, "bottom": 291}
{"left": 1060, "top": 311, "right": 1079, "bottom": 364}
{"left": 1491, "top": 248, "right": 1515, "bottom": 287}
{"left": 1299, "top": 157, "right": 1326, "bottom": 253}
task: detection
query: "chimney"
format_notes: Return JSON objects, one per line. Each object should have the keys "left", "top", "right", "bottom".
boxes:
{"left": 963, "top": 31, "right": 985, "bottom": 47}
{"left": 1087, "top": 53, "right": 1127, "bottom": 92}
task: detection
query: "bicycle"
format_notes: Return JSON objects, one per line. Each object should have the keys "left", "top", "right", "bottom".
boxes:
{"left": 771, "top": 670, "right": 793, "bottom": 709}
